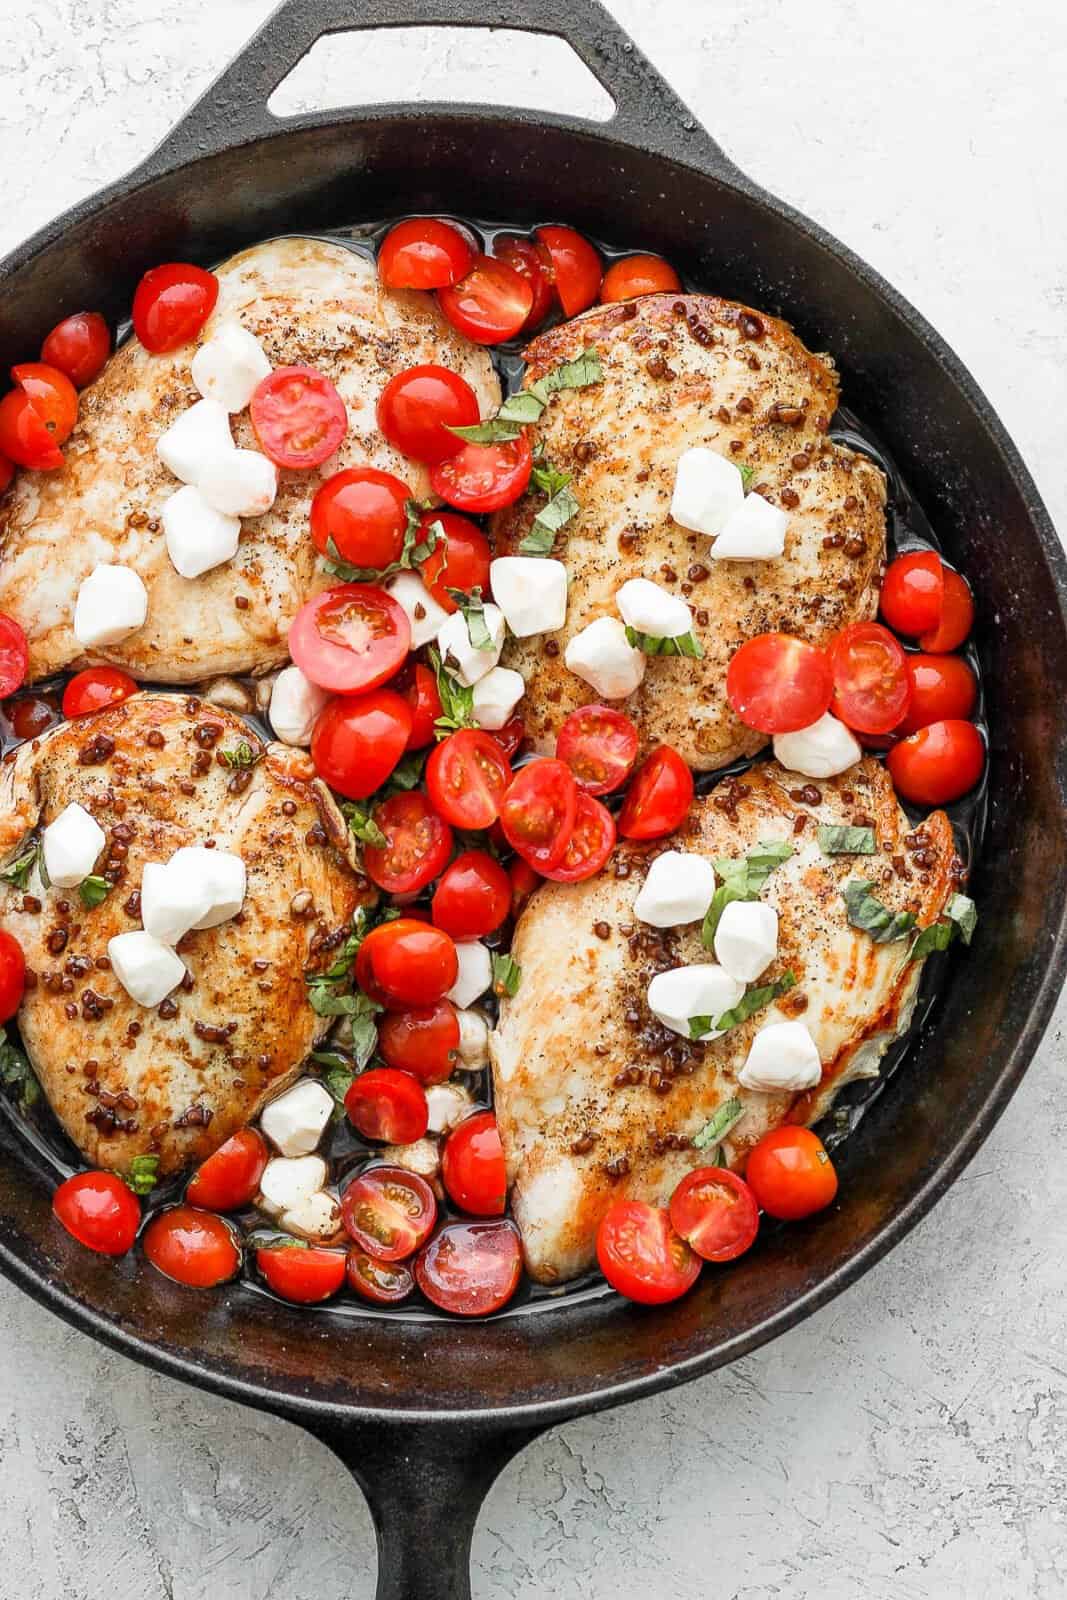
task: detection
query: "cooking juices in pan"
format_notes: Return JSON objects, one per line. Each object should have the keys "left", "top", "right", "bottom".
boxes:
{"left": 0, "top": 216, "right": 987, "bottom": 1319}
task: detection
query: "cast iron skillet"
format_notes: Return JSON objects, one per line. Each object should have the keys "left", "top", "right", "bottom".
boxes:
{"left": 0, "top": 1, "right": 1064, "bottom": 1594}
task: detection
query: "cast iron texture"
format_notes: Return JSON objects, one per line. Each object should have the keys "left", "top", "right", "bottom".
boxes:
{"left": 0, "top": 2, "right": 1064, "bottom": 1596}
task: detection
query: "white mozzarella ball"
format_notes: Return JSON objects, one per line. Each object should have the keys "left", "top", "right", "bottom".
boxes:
{"left": 386, "top": 572, "right": 450, "bottom": 651}
{"left": 156, "top": 397, "right": 234, "bottom": 484}
{"left": 670, "top": 446, "right": 745, "bottom": 536}
{"left": 140, "top": 860, "right": 215, "bottom": 945}
{"left": 446, "top": 941, "right": 493, "bottom": 1010}
{"left": 162, "top": 485, "right": 241, "bottom": 580}
{"left": 42, "top": 802, "right": 105, "bottom": 889}
{"left": 489, "top": 557, "right": 568, "bottom": 637}
{"left": 260, "top": 1079, "right": 335, "bottom": 1157}
{"left": 191, "top": 322, "right": 272, "bottom": 413}
{"left": 268, "top": 665, "right": 330, "bottom": 747}
{"left": 167, "top": 845, "right": 246, "bottom": 929}
{"left": 471, "top": 666, "right": 525, "bottom": 731}
{"left": 633, "top": 850, "right": 716, "bottom": 928}
{"left": 710, "top": 492, "right": 789, "bottom": 561}
{"left": 279, "top": 1189, "right": 343, "bottom": 1242}
{"left": 425, "top": 1081, "right": 474, "bottom": 1135}
{"left": 379, "top": 1138, "right": 442, "bottom": 1186}
{"left": 616, "top": 577, "right": 692, "bottom": 639}
{"left": 738, "top": 1020, "right": 822, "bottom": 1093}
{"left": 198, "top": 448, "right": 277, "bottom": 518}
{"left": 646, "top": 963, "right": 745, "bottom": 1042}
{"left": 455, "top": 1008, "right": 490, "bottom": 1070}
{"left": 436, "top": 606, "right": 506, "bottom": 686}
{"left": 564, "top": 616, "right": 645, "bottom": 700}
{"left": 773, "top": 712, "right": 862, "bottom": 779}
{"left": 73, "top": 563, "right": 148, "bottom": 648}
{"left": 713, "top": 899, "right": 779, "bottom": 983}
{"left": 107, "top": 931, "right": 186, "bottom": 1008}
{"left": 258, "top": 1154, "right": 328, "bottom": 1217}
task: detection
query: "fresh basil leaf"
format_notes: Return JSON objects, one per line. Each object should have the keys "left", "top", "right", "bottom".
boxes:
{"left": 218, "top": 741, "right": 259, "bottom": 770}
{"left": 817, "top": 824, "right": 876, "bottom": 856}
{"left": 714, "top": 971, "right": 797, "bottom": 1033}
{"left": 624, "top": 626, "right": 704, "bottom": 660}
{"left": 384, "top": 748, "right": 428, "bottom": 793}
{"left": 744, "top": 839, "right": 794, "bottom": 876}
{"left": 341, "top": 801, "right": 388, "bottom": 850}
{"left": 78, "top": 875, "right": 112, "bottom": 909}
{"left": 842, "top": 879, "right": 917, "bottom": 944}
{"left": 693, "top": 1096, "right": 744, "bottom": 1151}
{"left": 249, "top": 1229, "right": 308, "bottom": 1252}
{"left": 0, "top": 1028, "right": 39, "bottom": 1113}
{"left": 447, "top": 585, "right": 493, "bottom": 650}
{"left": 909, "top": 920, "right": 956, "bottom": 961}
{"left": 447, "top": 417, "right": 525, "bottom": 444}
{"left": 702, "top": 839, "right": 794, "bottom": 948}
{"left": 531, "top": 347, "right": 603, "bottom": 398}
{"left": 311, "top": 1050, "right": 359, "bottom": 1116}
{"left": 909, "top": 892, "right": 978, "bottom": 961}
{"left": 125, "top": 1154, "right": 160, "bottom": 1196}
{"left": 0, "top": 842, "right": 38, "bottom": 892}
{"left": 496, "top": 391, "right": 545, "bottom": 425}
{"left": 946, "top": 892, "right": 977, "bottom": 945}
{"left": 687, "top": 1014, "right": 716, "bottom": 1040}
{"left": 739, "top": 464, "right": 755, "bottom": 491}
{"left": 520, "top": 475, "right": 579, "bottom": 557}
{"left": 451, "top": 350, "right": 603, "bottom": 444}
{"left": 529, "top": 458, "right": 573, "bottom": 499}
{"left": 428, "top": 646, "right": 476, "bottom": 736}
{"left": 491, "top": 953, "right": 521, "bottom": 998}
{"left": 323, "top": 500, "right": 440, "bottom": 582}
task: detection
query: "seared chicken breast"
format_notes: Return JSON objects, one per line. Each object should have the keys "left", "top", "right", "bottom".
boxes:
{"left": 0, "top": 237, "right": 501, "bottom": 685}
{"left": 491, "top": 758, "right": 958, "bottom": 1283}
{"left": 492, "top": 295, "right": 886, "bottom": 771}
{"left": 0, "top": 694, "right": 366, "bottom": 1175}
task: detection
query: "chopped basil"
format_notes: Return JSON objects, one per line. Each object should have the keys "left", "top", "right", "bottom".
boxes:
{"left": 739, "top": 464, "right": 755, "bottom": 491}
{"left": 447, "top": 585, "right": 493, "bottom": 650}
{"left": 248, "top": 1228, "right": 308, "bottom": 1252}
{"left": 624, "top": 626, "right": 704, "bottom": 660}
{"left": 218, "top": 741, "right": 260, "bottom": 770}
{"left": 323, "top": 501, "right": 441, "bottom": 583}
{"left": 0, "top": 1028, "right": 38, "bottom": 1113}
{"left": 384, "top": 748, "right": 428, "bottom": 793}
{"left": 491, "top": 952, "right": 521, "bottom": 998}
{"left": 78, "top": 875, "right": 112, "bottom": 909}
{"left": 946, "top": 892, "right": 978, "bottom": 945}
{"left": 693, "top": 1096, "right": 744, "bottom": 1151}
{"left": 842, "top": 879, "right": 917, "bottom": 944}
{"left": 310, "top": 1049, "right": 359, "bottom": 1117}
{"left": 909, "top": 892, "right": 978, "bottom": 962}
{"left": 520, "top": 461, "right": 580, "bottom": 557}
{"left": 341, "top": 800, "right": 388, "bottom": 850}
{"left": 713, "top": 970, "right": 797, "bottom": 1034}
{"left": 817, "top": 824, "right": 877, "bottom": 856}
{"left": 702, "top": 839, "right": 793, "bottom": 948}
{"left": 428, "top": 645, "right": 476, "bottom": 736}
{"left": 125, "top": 1154, "right": 160, "bottom": 1195}
{"left": 447, "top": 416, "right": 525, "bottom": 445}
{"left": 305, "top": 905, "right": 395, "bottom": 1068}
{"left": 449, "top": 349, "right": 603, "bottom": 446}
{"left": 0, "top": 841, "right": 39, "bottom": 892}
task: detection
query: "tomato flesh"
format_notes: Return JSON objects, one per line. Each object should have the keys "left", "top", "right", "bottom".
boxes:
{"left": 132, "top": 262, "right": 218, "bottom": 353}
{"left": 430, "top": 433, "right": 533, "bottom": 514}
{"left": 376, "top": 365, "right": 479, "bottom": 464}
{"left": 828, "top": 621, "right": 912, "bottom": 735}
{"left": 62, "top": 665, "right": 137, "bottom": 719}
{"left": 356, "top": 919, "right": 459, "bottom": 1008}
{"left": 919, "top": 568, "right": 974, "bottom": 652}
{"left": 378, "top": 999, "right": 460, "bottom": 1084}
{"left": 617, "top": 745, "right": 694, "bottom": 840}
{"left": 596, "top": 1200, "right": 701, "bottom": 1305}
{"left": 378, "top": 218, "right": 474, "bottom": 289}
{"left": 542, "top": 792, "right": 616, "bottom": 883}
{"left": 53, "top": 1171, "right": 140, "bottom": 1256}
{"left": 492, "top": 236, "right": 555, "bottom": 330}
{"left": 347, "top": 1250, "right": 415, "bottom": 1304}
{"left": 185, "top": 1128, "right": 269, "bottom": 1211}
{"left": 418, "top": 512, "right": 492, "bottom": 610}
{"left": 669, "top": 1168, "right": 760, "bottom": 1262}
{"left": 310, "top": 467, "right": 411, "bottom": 570}
{"left": 250, "top": 366, "right": 348, "bottom": 469}
{"left": 432, "top": 850, "right": 511, "bottom": 939}
{"left": 499, "top": 758, "right": 578, "bottom": 871}
{"left": 341, "top": 1165, "right": 437, "bottom": 1261}
{"left": 363, "top": 791, "right": 453, "bottom": 895}
{"left": 310, "top": 687, "right": 412, "bottom": 799}
{"left": 0, "top": 389, "right": 64, "bottom": 469}
{"left": 745, "top": 1127, "right": 838, "bottom": 1221}
{"left": 41, "top": 311, "right": 111, "bottom": 388}
{"left": 415, "top": 1218, "right": 522, "bottom": 1315}
{"left": 879, "top": 549, "right": 944, "bottom": 636}
{"left": 256, "top": 1243, "right": 347, "bottom": 1303}
{"left": 441, "top": 1110, "right": 507, "bottom": 1217}
{"left": 898, "top": 654, "right": 978, "bottom": 735}
{"left": 536, "top": 226, "right": 603, "bottom": 316}
{"left": 0, "top": 615, "right": 29, "bottom": 697}
{"left": 345, "top": 1068, "right": 429, "bottom": 1144}
{"left": 426, "top": 728, "right": 511, "bottom": 829}
{"left": 289, "top": 584, "right": 410, "bottom": 695}
{"left": 886, "top": 718, "right": 985, "bottom": 805}
{"left": 144, "top": 1205, "right": 241, "bottom": 1288}
{"left": 438, "top": 254, "right": 534, "bottom": 344}
{"left": 726, "top": 633, "right": 834, "bottom": 734}
{"left": 556, "top": 704, "right": 639, "bottom": 795}
{"left": 600, "top": 253, "right": 682, "bottom": 302}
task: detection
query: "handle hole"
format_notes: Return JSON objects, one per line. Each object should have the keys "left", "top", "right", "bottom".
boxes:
{"left": 267, "top": 26, "right": 616, "bottom": 122}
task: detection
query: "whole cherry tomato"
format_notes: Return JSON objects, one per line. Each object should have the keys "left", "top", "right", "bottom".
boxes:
{"left": 311, "top": 688, "right": 412, "bottom": 799}
{"left": 600, "top": 253, "right": 682, "bottom": 301}
{"left": 62, "top": 666, "right": 138, "bottom": 719}
{"left": 438, "top": 254, "right": 534, "bottom": 343}
{"left": 426, "top": 728, "right": 511, "bottom": 829}
{"left": 143, "top": 1205, "right": 241, "bottom": 1288}
{"left": 53, "top": 1171, "right": 140, "bottom": 1256}
{"left": 596, "top": 1200, "right": 701, "bottom": 1305}
{"left": 132, "top": 262, "right": 219, "bottom": 353}
{"left": 377, "top": 999, "right": 460, "bottom": 1084}
{"left": 499, "top": 758, "right": 578, "bottom": 871}
{"left": 669, "top": 1167, "right": 760, "bottom": 1262}
{"left": 415, "top": 1218, "right": 522, "bottom": 1315}
{"left": 898, "top": 654, "right": 978, "bottom": 735}
{"left": 617, "top": 745, "right": 694, "bottom": 840}
{"left": 310, "top": 467, "right": 411, "bottom": 570}
{"left": 341, "top": 1165, "right": 437, "bottom": 1260}
{"left": 0, "top": 928, "right": 26, "bottom": 1023}
{"left": 886, "top": 718, "right": 985, "bottom": 805}
{"left": 536, "top": 225, "right": 603, "bottom": 316}
{"left": 492, "top": 236, "right": 555, "bottom": 330}
{"left": 919, "top": 568, "right": 974, "bottom": 652}
{"left": 185, "top": 1128, "right": 269, "bottom": 1211}
{"left": 828, "top": 621, "right": 912, "bottom": 735}
{"left": 344, "top": 1068, "right": 429, "bottom": 1144}
{"left": 441, "top": 1110, "right": 507, "bottom": 1216}
{"left": 432, "top": 851, "right": 511, "bottom": 939}
{"left": 726, "top": 633, "right": 834, "bottom": 734}
{"left": 256, "top": 1241, "right": 347, "bottom": 1303}
{"left": 430, "top": 434, "right": 533, "bottom": 514}
{"left": 289, "top": 584, "right": 410, "bottom": 695}
{"left": 376, "top": 365, "right": 479, "bottom": 464}
{"left": 355, "top": 918, "right": 459, "bottom": 1008}
{"left": 250, "top": 366, "right": 348, "bottom": 469}
{"left": 542, "top": 792, "right": 615, "bottom": 883}
{"left": 879, "top": 550, "right": 944, "bottom": 637}
{"left": 0, "top": 615, "right": 28, "bottom": 697}
{"left": 417, "top": 511, "right": 492, "bottom": 611}
{"left": 745, "top": 1127, "right": 838, "bottom": 1221}
{"left": 377, "top": 218, "right": 474, "bottom": 289}
{"left": 41, "top": 311, "right": 111, "bottom": 388}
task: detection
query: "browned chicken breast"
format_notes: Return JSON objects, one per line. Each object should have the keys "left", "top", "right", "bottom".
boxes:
{"left": 0, "top": 236, "right": 500, "bottom": 684}
{"left": 492, "top": 294, "right": 886, "bottom": 771}
{"left": 0, "top": 694, "right": 366, "bottom": 1174}
{"left": 491, "top": 758, "right": 959, "bottom": 1284}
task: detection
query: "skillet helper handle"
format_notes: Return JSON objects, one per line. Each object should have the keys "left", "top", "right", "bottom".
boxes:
{"left": 136, "top": 0, "right": 734, "bottom": 180}
{"left": 309, "top": 1417, "right": 543, "bottom": 1600}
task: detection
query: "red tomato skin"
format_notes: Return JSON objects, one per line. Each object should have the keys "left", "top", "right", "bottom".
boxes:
{"left": 438, "top": 254, "right": 534, "bottom": 344}
{"left": 250, "top": 366, "right": 348, "bottom": 469}
{"left": 828, "top": 621, "right": 913, "bottom": 735}
{"left": 363, "top": 791, "right": 453, "bottom": 895}
{"left": 556, "top": 704, "right": 639, "bottom": 795}
{"left": 898, "top": 654, "right": 978, "bottom": 735}
{"left": 415, "top": 1218, "right": 522, "bottom": 1315}
{"left": 617, "top": 745, "right": 694, "bottom": 840}
{"left": 542, "top": 792, "right": 616, "bottom": 883}
{"left": 185, "top": 1128, "right": 269, "bottom": 1211}
{"left": 143, "top": 1205, "right": 241, "bottom": 1288}
{"left": 132, "top": 262, "right": 219, "bottom": 353}
{"left": 62, "top": 666, "right": 137, "bottom": 719}
{"left": 669, "top": 1168, "right": 760, "bottom": 1262}
{"left": 41, "top": 311, "right": 111, "bottom": 388}
{"left": 430, "top": 434, "right": 533, "bottom": 514}
{"left": 310, "top": 467, "right": 411, "bottom": 569}
{"left": 377, "top": 1000, "right": 460, "bottom": 1084}
{"left": 745, "top": 1127, "right": 838, "bottom": 1221}
{"left": 289, "top": 584, "right": 410, "bottom": 695}
{"left": 418, "top": 512, "right": 492, "bottom": 611}
{"left": 256, "top": 1244, "right": 347, "bottom": 1304}
{"left": 886, "top": 718, "right": 985, "bottom": 805}
{"left": 879, "top": 550, "right": 944, "bottom": 637}
{"left": 919, "top": 569, "right": 974, "bottom": 652}
{"left": 492, "top": 237, "right": 555, "bottom": 330}
{"left": 53, "top": 1171, "right": 140, "bottom": 1256}
{"left": 426, "top": 729, "right": 511, "bottom": 830}
{"left": 442, "top": 1111, "right": 507, "bottom": 1217}
{"left": 509, "top": 857, "right": 542, "bottom": 918}
{"left": 357, "top": 919, "right": 459, "bottom": 1008}
{"left": 492, "top": 717, "right": 525, "bottom": 762}
{"left": 311, "top": 689, "right": 413, "bottom": 800}
{"left": 376, "top": 365, "right": 479, "bottom": 464}
{"left": 432, "top": 851, "right": 511, "bottom": 939}
{"left": 3, "top": 693, "right": 58, "bottom": 743}
{"left": 0, "top": 389, "right": 64, "bottom": 469}
{"left": 600, "top": 254, "right": 682, "bottom": 302}
{"left": 378, "top": 218, "right": 474, "bottom": 289}
{"left": 344, "top": 1068, "right": 429, "bottom": 1144}
{"left": 341, "top": 1165, "right": 437, "bottom": 1261}
{"left": 347, "top": 1250, "right": 415, "bottom": 1304}
{"left": 12, "top": 362, "right": 78, "bottom": 445}
{"left": 0, "top": 615, "right": 29, "bottom": 697}
{"left": 596, "top": 1200, "right": 701, "bottom": 1305}
{"left": 726, "top": 633, "right": 834, "bottom": 735}
{"left": 500, "top": 758, "right": 579, "bottom": 871}
{"left": 400, "top": 661, "right": 443, "bottom": 748}
{"left": 536, "top": 226, "right": 603, "bottom": 316}
{"left": 0, "top": 928, "right": 26, "bottom": 1023}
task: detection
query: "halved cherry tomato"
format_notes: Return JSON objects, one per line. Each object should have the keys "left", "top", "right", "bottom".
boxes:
{"left": 62, "top": 665, "right": 137, "bottom": 720}
{"left": 879, "top": 549, "right": 944, "bottom": 637}
{"left": 344, "top": 1068, "right": 429, "bottom": 1144}
{"left": 143, "top": 1205, "right": 241, "bottom": 1288}
{"left": 886, "top": 718, "right": 985, "bottom": 805}
{"left": 432, "top": 850, "right": 511, "bottom": 939}
{"left": 0, "top": 390, "right": 63, "bottom": 469}
{"left": 543, "top": 792, "right": 615, "bottom": 883}
{"left": 430, "top": 433, "right": 533, "bottom": 514}
{"left": 341, "top": 1165, "right": 437, "bottom": 1261}
{"left": 536, "top": 225, "right": 603, "bottom": 316}
{"left": 355, "top": 918, "right": 459, "bottom": 1008}
{"left": 441, "top": 1110, "right": 507, "bottom": 1216}
{"left": 745, "top": 1127, "right": 838, "bottom": 1221}
{"left": 492, "top": 236, "right": 555, "bottom": 331}
{"left": 310, "top": 687, "right": 412, "bottom": 799}
{"left": 376, "top": 365, "right": 479, "bottom": 465}
{"left": 256, "top": 1241, "right": 347, "bottom": 1303}
{"left": 132, "top": 262, "right": 218, "bottom": 353}
{"left": 898, "top": 654, "right": 978, "bottom": 735}
{"left": 426, "top": 728, "right": 511, "bottom": 829}
{"left": 556, "top": 704, "right": 639, "bottom": 795}
{"left": 347, "top": 1249, "right": 415, "bottom": 1304}
{"left": 828, "top": 621, "right": 912, "bottom": 735}
{"left": 3, "top": 693, "right": 57, "bottom": 742}
{"left": 399, "top": 661, "right": 442, "bottom": 748}
{"left": 415, "top": 1218, "right": 522, "bottom": 1315}
{"left": 600, "top": 253, "right": 682, "bottom": 302}
{"left": 53, "top": 1171, "right": 140, "bottom": 1256}
{"left": 363, "top": 791, "right": 453, "bottom": 895}
{"left": 378, "top": 999, "right": 460, "bottom": 1084}
{"left": 509, "top": 857, "right": 541, "bottom": 918}
{"left": 438, "top": 254, "right": 534, "bottom": 344}
{"left": 185, "top": 1128, "right": 270, "bottom": 1212}
{"left": 596, "top": 1200, "right": 701, "bottom": 1305}
{"left": 0, "top": 616, "right": 28, "bottom": 697}
{"left": 726, "top": 633, "right": 833, "bottom": 734}
{"left": 310, "top": 467, "right": 411, "bottom": 570}
{"left": 669, "top": 1168, "right": 760, "bottom": 1262}
{"left": 377, "top": 218, "right": 474, "bottom": 290}
{"left": 499, "top": 758, "right": 578, "bottom": 871}
{"left": 492, "top": 716, "right": 525, "bottom": 761}
{"left": 418, "top": 511, "right": 492, "bottom": 610}
{"left": 41, "top": 311, "right": 111, "bottom": 388}
{"left": 250, "top": 366, "right": 348, "bottom": 469}
{"left": 12, "top": 363, "right": 78, "bottom": 446}
{"left": 919, "top": 568, "right": 974, "bottom": 652}
{"left": 617, "top": 745, "right": 694, "bottom": 840}
{"left": 289, "top": 584, "right": 410, "bottom": 695}
{"left": 0, "top": 929, "right": 25, "bottom": 1023}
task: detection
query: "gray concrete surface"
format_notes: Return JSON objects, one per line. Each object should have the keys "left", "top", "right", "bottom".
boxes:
{"left": 1, "top": 1, "right": 1066, "bottom": 1595}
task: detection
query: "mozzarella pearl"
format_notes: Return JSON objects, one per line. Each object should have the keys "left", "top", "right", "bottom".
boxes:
{"left": 446, "top": 941, "right": 493, "bottom": 1009}
{"left": 258, "top": 1154, "right": 328, "bottom": 1217}
{"left": 278, "top": 1189, "right": 343, "bottom": 1242}
{"left": 489, "top": 557, "right": 568, "bottom": 637}
{"left": 738, "top": 1020, "right": 822, "bottom": 1093}
{"left": 198, "top": 448, "right": 277, "bottom": 518}
{"left": 191, "top": 322, "right": 272, "bottom": 413}
{"left": 670, "top": 446, "right": 745, "bottom": 536}
{"left": 646, "top": 963, "right": 745, "bottom": 1042}
{"left": 107, "top": 931, "right": 186, "bottom": 1008}
{"left": 386, "top": 572, "right": 450, "bottom": 651}
{"left": 471, "top": 666, "right": 525, "bottom": 731}
{"left": 710, "top": 492, "right": 789, "bottom": 561}
{"left": 167, "top": 845, "right": 246, "bottom": 929}
{"left": 616, "top": 577, "right": 692, "bottom": 639}
{"left": 713, "top": 899, "right": 779, "bottom": 983}
{"left": 268, "top": 665, "right": 330, "bottom": 747}
{"left": 140, "top": 860, "right": 215, "bottom": 945}
{"left": 773, "top": 712, "right": 862, "bottom": 779}
{"left": 564, "top": 616, "right": 645, "bottom": 700}
{"left": 633, "top": 850, "right": 716, "bottom": 928}
{"left": 162, "top": 485, "right": 241, "bottom": 581}
{"left": 436, "top": 605, "right": 506, "bottom": 686}
{"left": 260, "top": 1079, "right": 335, "bottom": 1157}
{"left": 42, "top": 802, "right": 105, "bottom": 889}
{"left": 72, "top": 563, "right": 148, "bottom": 648}
{"left": 156, "top": 397, "right": 234, "bottom": 485}
{"left": 426, "top": 1081, "right": 474, "bottom": 1135}
{"left": 455, "top": 1008, "right": 490, "bottom": 1070}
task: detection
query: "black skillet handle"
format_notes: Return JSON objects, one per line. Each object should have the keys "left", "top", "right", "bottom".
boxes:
{"left": 307, "top": 1417, "right": 544, "bottom": 1599}
{"left": 136, "top": 0, "right": 738, "bottom": 182}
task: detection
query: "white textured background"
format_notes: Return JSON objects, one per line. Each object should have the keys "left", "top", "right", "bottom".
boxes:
{"left": 2, "top": 2, "right": 1066, "bottom": 1596}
